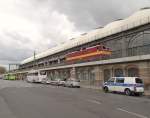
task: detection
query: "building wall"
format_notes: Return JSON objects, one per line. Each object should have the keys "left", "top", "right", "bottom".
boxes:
{"left": 46, "top": 68, "right": 70, "bottom": 81}
{"left": 19, "top": 24, "right": 150, "bottom": 70}
{"left": 74, "top": 61, "right": 150, "bottom": 90}
{"left": 17, "top": 23, "right": 150, "bottom": 90}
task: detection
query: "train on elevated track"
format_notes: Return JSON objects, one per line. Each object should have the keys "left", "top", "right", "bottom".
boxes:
{"left": 66, "top": 45, "right": 112, "bottom": 62}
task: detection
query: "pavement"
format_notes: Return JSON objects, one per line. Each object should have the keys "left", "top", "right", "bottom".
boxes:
{"left": 0, "top": 80, "right": 150, "bottom": 118}
{"left": 144, "top": 90, "right": 150, "bottom": 95}
{"left": 81, "top": 85, "right": 150, "bottom": 97}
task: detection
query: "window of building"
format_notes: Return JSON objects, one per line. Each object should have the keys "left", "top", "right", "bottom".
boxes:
{"left": 128, "top": 68, "right": 139, "bottom": 77}
{"left": 114, "top": 68, "right": 124, "bottom": 77}
{"left": 144, "top": 31, "right": 150, "bottom": 45}
{"left": 128, "top": 32, "right": 144, "bottom": 48}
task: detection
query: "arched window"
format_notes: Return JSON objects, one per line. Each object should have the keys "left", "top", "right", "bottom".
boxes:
{"left": 128, "top": 32, "right": 144, "bottom": 48}
{"left": 76, "top": 68, "right": 88, "bottom": 80}
{"left": 114, "top": 68, "right": 124, "bottom": 77}
{"left": 143, "top": 31, "right": 150, "bottom": 45}
{"left": 104, "top": 69, "right": 111, "bottom": 82}
{"left": 128, "top": 68, "right": 139, "bottom": 77}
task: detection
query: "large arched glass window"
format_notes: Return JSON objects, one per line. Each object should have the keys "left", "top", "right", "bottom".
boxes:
{"left": 105, "top": 38, "right": 122, "bottom": 51}
{"left": 76, "top": 68, "right": 88, "bottom": 81}
{"left": 128, "top": 68, "right": 139, "bottom": 77}
{"left": 127, "top": 32, "right": 144, "bottom": 56}
{"left": 144, "top": 30, "right": 150, "bottom": 45}
{"left": 114, "top": 68, "right": 124, "bottom": 77}
{"left": 142, "top": 31, "right": 150, "bottom": 55}
{"left": 128, "top": 32, "right": 144, "bottom": 48}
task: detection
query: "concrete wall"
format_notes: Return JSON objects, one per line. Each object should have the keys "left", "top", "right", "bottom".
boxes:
{"left": 19, "top": 60, "right": 150, "bottom": 90}
{"left": 74, "top": 61, "right": 150, "bottom": 90}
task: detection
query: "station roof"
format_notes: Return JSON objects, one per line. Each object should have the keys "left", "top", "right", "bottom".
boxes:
{"left": 21, "top": 8, "right": 150, "bottom": 65}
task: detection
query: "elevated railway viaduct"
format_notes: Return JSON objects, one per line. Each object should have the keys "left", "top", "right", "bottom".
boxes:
{"left": 15, "top": 8, "right": 150, "bottom": 90}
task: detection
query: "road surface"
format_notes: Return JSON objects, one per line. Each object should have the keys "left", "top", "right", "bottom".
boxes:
{"left": 0, "top": 80, "right": 149, "bottom": 118}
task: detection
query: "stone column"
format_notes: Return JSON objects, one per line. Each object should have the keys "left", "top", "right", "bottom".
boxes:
{"left": 94, "top": 66, "right": 101, "bottom": 87}
{"left": 139, "top": 61, "right": 150, "bottom": 90}
{"left": 70, "top": 67, "right": 76, "bottom": 80}
{"left": 99, "top": 66, "right": 103, "bottom": 82}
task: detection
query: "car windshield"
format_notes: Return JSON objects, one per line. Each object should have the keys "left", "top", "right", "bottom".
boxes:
{"left": 107, "top": 78, "right": 115, "bottom": 82}
{"left": 135, "top": 78, "right": 143, "bottom": 84}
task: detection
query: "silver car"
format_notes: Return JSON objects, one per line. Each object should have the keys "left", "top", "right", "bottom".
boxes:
{"left": 65, "top": 79, "right": 80, "bottom": 88}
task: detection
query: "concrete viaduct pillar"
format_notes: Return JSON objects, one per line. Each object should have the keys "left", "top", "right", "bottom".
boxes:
{"left": 70, "top": 67, "right": 76, "bottom": 80}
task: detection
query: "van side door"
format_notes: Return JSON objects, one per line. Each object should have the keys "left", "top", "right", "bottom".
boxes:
{"left": 115, "top": 77, "right": 125, "bottom": 92}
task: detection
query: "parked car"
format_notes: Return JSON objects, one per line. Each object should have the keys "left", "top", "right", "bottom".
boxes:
{"left": 50, "top": 79, "right": 65, "bottom": 86}
{"left": 65, "top": 79, "right": 80, "bottom": 88}
{"left": 50, "top": 79, "right": 60, "bottom": 85}
{"left": 103, "top": 77, "right": 144, "bottom": 96}
{"left": 58, "top": 80, "right": 66, "bottom": 86}
{"left": 44, "top": 79, "right": 51, "bottom": 84}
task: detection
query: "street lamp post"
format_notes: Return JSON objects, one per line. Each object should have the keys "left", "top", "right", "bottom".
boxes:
{"left": 34, "top": 51, "right": 36, "bottom": 69}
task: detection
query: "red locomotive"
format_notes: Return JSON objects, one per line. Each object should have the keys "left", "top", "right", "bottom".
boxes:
{"left": 66, "top": 45, "right": 112, "bottom": 61}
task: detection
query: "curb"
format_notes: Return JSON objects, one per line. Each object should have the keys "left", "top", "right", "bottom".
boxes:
{"left": 81, "top": 86, "right": 150, "bottom": 97}
{"left": 144, "top": 91, "right": 150, "bottom": 96}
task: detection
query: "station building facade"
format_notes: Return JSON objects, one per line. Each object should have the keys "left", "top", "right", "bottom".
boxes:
{"left": 18, "top": 8, "right": 150, "bottom": 90}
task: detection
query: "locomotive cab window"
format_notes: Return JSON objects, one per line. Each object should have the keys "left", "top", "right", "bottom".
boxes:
{"left": 103, "top": 46, "right": 106, "bottom": 49}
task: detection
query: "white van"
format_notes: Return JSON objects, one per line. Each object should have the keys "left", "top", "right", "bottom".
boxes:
{"left": 26, "top": 70, "right": 49, "bottom": 84}
{"left": 103, "top": 77, "right": 144, "bottom": 96}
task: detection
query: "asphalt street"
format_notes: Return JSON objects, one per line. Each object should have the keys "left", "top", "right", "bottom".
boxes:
{"left": 0, "top": 80, "right": 149, "bottom": 118}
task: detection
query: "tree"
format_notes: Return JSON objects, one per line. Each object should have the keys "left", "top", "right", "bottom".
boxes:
{"left": 0, "top": 66, "right": 6, "bottom": 74}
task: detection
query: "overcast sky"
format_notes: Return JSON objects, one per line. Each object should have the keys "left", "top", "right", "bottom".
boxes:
{"left": 0, "top": 0, "right": 150, "bottom": 68}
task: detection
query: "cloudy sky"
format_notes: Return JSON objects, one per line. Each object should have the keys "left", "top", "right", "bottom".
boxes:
{"left": 0, "top": 0, "right": 150, "bottom": 68}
